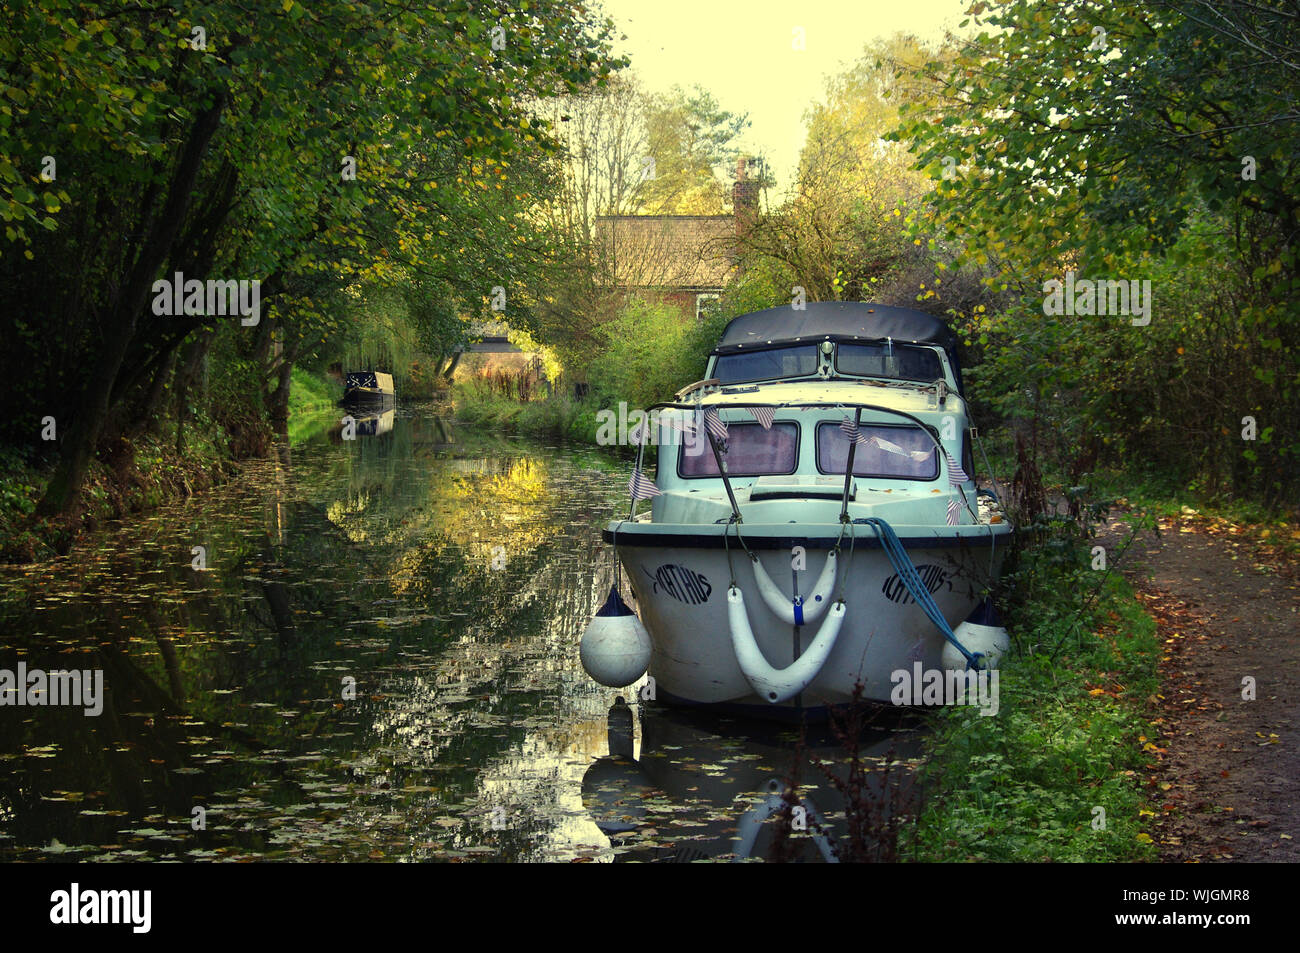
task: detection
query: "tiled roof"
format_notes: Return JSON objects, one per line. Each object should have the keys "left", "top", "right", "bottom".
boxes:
{"left": 596, "top": 215, "right": 736, "bottom": 291}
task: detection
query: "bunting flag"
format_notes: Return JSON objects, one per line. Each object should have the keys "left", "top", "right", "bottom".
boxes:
{"left": 840, "top": 415, "right": 866, "bottom": 444}
{"left": 632, "top": 415, "right": 698, "bottom": 445}
{"left": 701, "top": 406, "right": 728, "bottom": 442}
{"left": 946, "top": 499, "right": 962, "bottom": 525}
{"left": 629, "top": 468, "right": 662, "bottom": 500}
{"left": 944, "top": 449, "right": 969, "bottom": 485}
{"left": 746, "top": 405, "right": 776, "bottom": 429}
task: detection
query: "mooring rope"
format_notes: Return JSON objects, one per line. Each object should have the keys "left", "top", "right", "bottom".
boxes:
{"left": 859, "top": 516, "right": 983, "bottom": 669}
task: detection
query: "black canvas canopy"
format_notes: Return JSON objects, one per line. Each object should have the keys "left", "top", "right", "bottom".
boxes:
{"left": 713, "top": 301, "right": 964, "bottom": 393}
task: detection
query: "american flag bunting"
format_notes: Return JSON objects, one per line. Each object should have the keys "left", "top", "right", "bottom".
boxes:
{"left": 629, "top": 467, "right": 662, "bottom": 500}
{"left": 840, "top": 415, "right": 865, "bottom": 444}
{"left": 701, "top": 406, "right": 728, "bottom": 442}
{"left": 746, "top": 405, "right": 776, "bottom": 429}
{"left": 944, "top": 449, "right": 969, "bottom": 485}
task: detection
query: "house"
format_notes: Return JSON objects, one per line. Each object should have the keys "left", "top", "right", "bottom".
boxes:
{"left": 595, "top": 158, "right": 760, "bottom": 320}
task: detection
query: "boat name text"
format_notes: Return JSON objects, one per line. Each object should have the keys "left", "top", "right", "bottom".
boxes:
{"left": 644, "top": 564, "right": 712, "bottom": 605}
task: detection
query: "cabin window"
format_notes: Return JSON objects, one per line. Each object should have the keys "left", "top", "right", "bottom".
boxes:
{"left": 835, "top": 343, "right": 943, "bottom": 383}
{"left": 714, "top": 346, "right": 819, "bottom": 384}
{"left": 679, "top": 422, "right": 799, "bottom": 478}
{"left": 815, "top": 422, "right": 938, "bottom": 480}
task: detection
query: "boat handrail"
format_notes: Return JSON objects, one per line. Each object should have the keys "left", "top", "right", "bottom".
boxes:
{"left": 672, "top": 378, "right": 720, "bottom": 401}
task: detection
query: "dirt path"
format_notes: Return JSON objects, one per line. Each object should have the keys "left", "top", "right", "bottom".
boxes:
{"left": 1100, "top": 509, "right": 1300, "bottom": 861}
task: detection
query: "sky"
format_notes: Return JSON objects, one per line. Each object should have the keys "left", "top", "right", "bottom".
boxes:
{"left": 595, "top": 0, "right": 973, "bottom": 195}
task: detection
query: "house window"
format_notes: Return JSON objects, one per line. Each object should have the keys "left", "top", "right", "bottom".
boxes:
{"left": 695, "top": 293, "right": 720, "bottom": 322}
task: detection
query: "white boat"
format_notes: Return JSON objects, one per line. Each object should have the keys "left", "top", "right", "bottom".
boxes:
{"left": 585, "top": 302, "right": 1013, "bottom": 717}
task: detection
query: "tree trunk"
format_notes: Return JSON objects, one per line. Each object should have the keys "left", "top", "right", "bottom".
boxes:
{"left": 38, "top": 95, "right": 227, "bottom": 516}
{"left": 441, "top": 350, "right": 463, "bottom": 380}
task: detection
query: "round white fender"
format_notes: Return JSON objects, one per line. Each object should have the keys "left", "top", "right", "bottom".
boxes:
{"left": 749, "top": 549, "right": 838, "bottom": 625}
{"left": 580, "top": 586, "right": 652, "bottom": 688}
{"left": 727, "top": 586, "right": 846, "bottom": 704}
{"left": 941, "top": 620, "right": 1010, "bottom": 671}
{"left": 941, "top": 600, "right": 1010, "bottom": 671}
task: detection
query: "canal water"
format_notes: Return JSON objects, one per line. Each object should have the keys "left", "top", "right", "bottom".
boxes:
{"left": 0, "top": 406, "right": 920, "bottom": 862}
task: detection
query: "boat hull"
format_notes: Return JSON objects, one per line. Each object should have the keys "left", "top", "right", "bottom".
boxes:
{"left": 606, "top": 523, "right": 1008, "bottom": 712}
{"left": 342, "top": 386, "right": 395, "bottom": 404}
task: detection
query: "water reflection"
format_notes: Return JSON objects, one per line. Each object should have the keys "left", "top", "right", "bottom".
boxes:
{"left": 580, "top": 700, "right": 923, "bottom": 862}
{"left": 0, "top": 407, "right": 920, "bottom": 862}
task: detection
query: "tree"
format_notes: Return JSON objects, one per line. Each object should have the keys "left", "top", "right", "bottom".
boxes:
{"left": 895, "top": 0, "right": 1300, "bottom": 506}
{"left": 737, "top": 35, "right": 949, "bottom": 302}
{"left": 636, "top": 85, "right": 750, "bottom": 214}
{"left": 520, "top": 77, "right": 750, "bottom": 376}
{"left": 0, "top": 0, "right": 625, "bottom": 514}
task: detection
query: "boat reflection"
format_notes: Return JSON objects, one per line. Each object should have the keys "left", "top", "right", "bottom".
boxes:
{"left": 331, "top": 408, "right": 395, "bottom": 438}
{"left": 582, "top": 698, "right": 923, "bottom": 862}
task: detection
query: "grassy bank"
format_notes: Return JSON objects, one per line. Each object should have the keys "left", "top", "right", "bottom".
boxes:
{"left": 0, "top": 425, "right": 238, "bottom": 562}
{"left": 452, "top": 378, "right": 609, "bottom": 449}
{"left": 286, "top": 367, "right": 346, "bottom": 447}
{"left": 288, "top": 366, "right": 344, "bottom": 417}
{"left": 907, "top": 511, "right": 1161, "bottom": 862}
{"left": 1, "top": 368, "right": 348, "bottom": 563}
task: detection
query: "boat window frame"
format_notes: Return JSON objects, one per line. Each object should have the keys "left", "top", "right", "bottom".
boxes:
{"left": 832, "top": 341, "right": 947, "bottom": 386}
{"left": 710, "top": 344, "right": 823, "bottom": 385}
{"left": 813, "top": 420, "right": 942, "bottom": 482}
{"left": 675, "top": 419, "right": 802, "bottom": 480}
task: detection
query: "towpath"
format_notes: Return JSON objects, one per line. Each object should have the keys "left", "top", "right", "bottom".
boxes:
{"left": 1101, "top": 508, "right": 1300, "bottom": 861}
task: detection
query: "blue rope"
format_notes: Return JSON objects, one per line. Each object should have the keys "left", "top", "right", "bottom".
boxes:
{"left": 860, "top": 517, "right": 985, "bottom": 670}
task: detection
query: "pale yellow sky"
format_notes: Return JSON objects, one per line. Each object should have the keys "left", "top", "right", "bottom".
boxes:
{"left": 596, "top": 0, "right": 971, "bottom": 194}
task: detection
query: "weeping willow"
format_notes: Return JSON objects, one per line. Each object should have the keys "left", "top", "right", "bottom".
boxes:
{"left": 337, "top": 290, "right": 409, "bottom": 384}
{"left": 329, "top": 282, "right": 468, "bottom": 393}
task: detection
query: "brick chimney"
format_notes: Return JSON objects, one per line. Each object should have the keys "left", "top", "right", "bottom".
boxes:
{"left": 733, "top": 157, "right": 759, "bottom": 237}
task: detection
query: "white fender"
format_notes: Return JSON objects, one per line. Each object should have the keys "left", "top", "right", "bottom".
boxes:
{"left": 749, "top": 549, "right": 838, "bottom": 625}
{"left": 727, "top": 586, "right": 846, "bottom": 704}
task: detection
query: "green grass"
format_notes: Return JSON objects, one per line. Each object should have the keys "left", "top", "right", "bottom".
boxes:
{"left": 452, "top": 378, "right": 613, "bottom": 449}
{"left": 1093, "top": 465, "right": 1298, "bottom": 526}
{"left": 288, "top": 366, "right": 342, "bottom": 417}
{"left": 907, "top": 535, "right": 1161, "bottom": 862}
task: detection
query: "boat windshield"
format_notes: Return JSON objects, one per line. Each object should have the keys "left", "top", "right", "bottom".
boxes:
{"left": 816, "top": 422, "right": 938, "bottom": 480}
{"left": 835, "top": 343, "right": 943, "bottom": 383}
{"left": 679, "top": 422, "right": 799, "bottom": 478}
{"left": 714, "top": 346, "right": 819, "bottom": 384}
